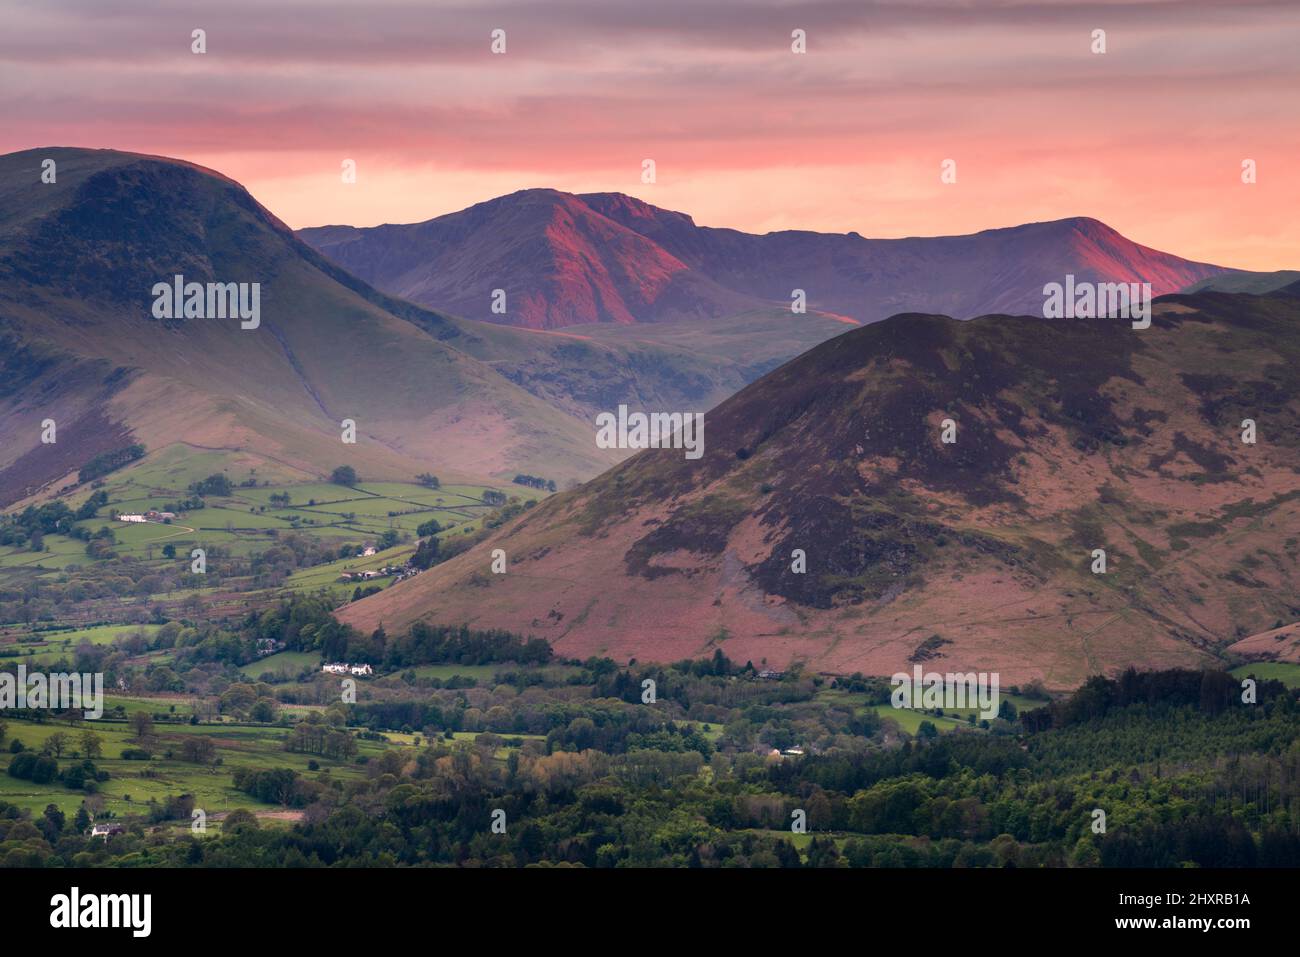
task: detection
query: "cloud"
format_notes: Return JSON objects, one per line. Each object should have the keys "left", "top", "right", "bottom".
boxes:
{"left": 1, "top": 0, "right": 1296, "bottom": 268}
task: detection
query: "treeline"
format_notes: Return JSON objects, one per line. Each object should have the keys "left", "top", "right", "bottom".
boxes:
{"left": 380, "top": 620, "right": 553, "bottom": 669}
{"left": 512, "top": 474, "right": 556, "bottom": 492}
{"left": 189, "top": 473, "right": 233, "bottom": 496}
{"left": 78, "top": 444, "right": 145, "bottom": 483}
{"left": 1020, "top": 667, "right": 1288, "bottom": 732}
{"left": 284, "top": 722, "right": 359, "bottom": 760}
{"left": 231, "top": 767, "right": 327, "bottom": 807}
{"left": 0, "top": 493, "right": 107, "bottom": 546}
{"left": 224, "top": 597, "right": 552, "bottom": 672}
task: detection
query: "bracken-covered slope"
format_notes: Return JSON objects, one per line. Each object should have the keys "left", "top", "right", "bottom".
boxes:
{"left": 302, "top": 189, "right": 1234, "bottom": 329}
{"left": 339, "top": 288, "right": 1300, "bottom": 688}
{"left": 0, "top": 148, "right": 768, "bottom": 504}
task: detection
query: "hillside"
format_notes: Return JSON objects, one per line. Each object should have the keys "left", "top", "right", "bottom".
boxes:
{"left": 338, "top": 287, "right": 1300, "bottom": 688}
{"left": 0, "top": 149, "right": 763, "bottom": 505}
{"left": 301, "top": 190, "right": 1234, "bottom": 329}
{"left": 1184, "top": 270, "right": 1300, "bottom": 295}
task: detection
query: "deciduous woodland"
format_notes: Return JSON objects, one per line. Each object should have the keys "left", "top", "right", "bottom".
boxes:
{"left": 0, "top": 597, "right": 1297, "bottom": 868}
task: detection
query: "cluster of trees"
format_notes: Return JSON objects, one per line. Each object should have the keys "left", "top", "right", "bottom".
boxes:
{"left": 232, "top": 767, "right": 323, "bottom": 807}
{"left": 0, "top": 495, "right": 104, "bottom": 547}
{"left": 1020, "top": 667, "right": 1278, "bottom": 730}
{"left": 189, "top": 473, "right": 233, "bottom": 497}
{"left": 77, "top": 444, "right": 145, "bottom": 483}
{"left": 284, "top": 722, "right": 359, "bottom": 761}
{"left": 511, "top": 474, "right": 556, "bottom": 492}
{"left": 8, "top": 752, "right": 108, "bottom": 792}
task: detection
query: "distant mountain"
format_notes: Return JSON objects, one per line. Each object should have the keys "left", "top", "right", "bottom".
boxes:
{"left": 1184, "top": 270, "right": 1300, "bottom": 295}
{"left": 0, "top": 149, "right": 760, "bottom": 505}
{"left": 301, "top": 190, "right": 1235, "bottom": 329}
{"left": 338, "top": 287, "right": 1300, "bottom": 688}
{"left": 300, "top": 190, "right": 757, "bottom": 330}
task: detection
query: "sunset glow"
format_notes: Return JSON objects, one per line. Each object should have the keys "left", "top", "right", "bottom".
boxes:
{"left": 3, "top": 0, "right": 1298, "bottom": 268}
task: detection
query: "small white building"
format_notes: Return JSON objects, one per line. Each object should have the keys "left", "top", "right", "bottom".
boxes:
{"left": 118, "top": 514, "right": 147, "bottom": 523}
{"left": 323, "top": 662, "right": 374, "bottom": 677}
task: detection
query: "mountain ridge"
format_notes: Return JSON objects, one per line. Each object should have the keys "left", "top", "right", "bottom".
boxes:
{"left": 0, "top": 149, "right": 757, "bottom": 503}
{"left": 301, "top": 190, "right": 1235, "bottom": 330}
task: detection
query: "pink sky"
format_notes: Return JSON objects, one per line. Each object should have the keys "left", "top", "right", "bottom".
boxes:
{"left": 3, "top": 0, "right": 1298, "bottom": 269}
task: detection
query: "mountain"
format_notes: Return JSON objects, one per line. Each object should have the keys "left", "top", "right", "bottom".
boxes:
{"left": 337, "top": 286, "right": 1300, "bottom": 688}
{"left": 300, "top": 189, "right": 758, "bottom": 330}
{"left": 0, "top": 149, "right": 759, "bottom": 506}
{"left": 301, "top": 190, "right": 1235, "bottom": 330}
{"left": 1184, "top": 270, "right": 1300, "bottom": 295}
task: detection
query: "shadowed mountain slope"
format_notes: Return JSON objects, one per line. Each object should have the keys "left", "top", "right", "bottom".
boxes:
{"left": 339, "top": 288, "right": 1300, "bottom": 688}
{"left": 0, "top": 149, "right": 776, "bottom": 504}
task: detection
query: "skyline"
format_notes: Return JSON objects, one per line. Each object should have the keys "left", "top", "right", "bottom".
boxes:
{"left": 3, "top": 0, "right": 1299, "bottom": 270}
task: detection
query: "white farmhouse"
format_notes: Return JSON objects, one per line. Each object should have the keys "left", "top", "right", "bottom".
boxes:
{"left": 323, "top": 662, "right": 374, "bottom": 677}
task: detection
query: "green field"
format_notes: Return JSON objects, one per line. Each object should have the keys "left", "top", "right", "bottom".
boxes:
{"left": 816, "top": 685, "right": 1040, "bottom": 736}
{"left": 239, "top": 651, "right": 322, "bottom": 679}
{"left": 0, "top": 625, "right": 162, "bottom": 665}
{"left": 0, "top": 446, "right": 549, "bottom": 625}
{"left": 0, "top": 716, "right": 397, "bottom": 818}
{"left": 1231, "top": 662, "right": 1300, "bottom": 689}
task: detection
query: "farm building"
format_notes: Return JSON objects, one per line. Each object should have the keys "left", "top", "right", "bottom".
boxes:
{"left": 322, "top": 663, "right": 373, "bottom": 676}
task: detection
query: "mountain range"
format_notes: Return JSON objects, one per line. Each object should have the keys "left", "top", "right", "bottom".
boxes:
{"left": 2, "top": 146, "right": 1294, "bottom": 684}
{"left": 0, "top": 149, "right": 776, "bottom": 504}
{"left": 2, "top": 147, "right": 1241, "bottom": 510}
{"left": 300, "top": 189, "right": 1233, "bottom": 329}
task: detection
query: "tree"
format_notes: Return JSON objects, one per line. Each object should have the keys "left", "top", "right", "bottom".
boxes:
{"left": 222, "top": 808, "right": 260, "bottom": 833}
{"left": 44, "top": 731, "right": 70, "bottom": 758}
{"left": 180, "top": 737, "right": 217, "bottom": 765}
{"left": 330, "top": 465, "right": 358, "bottom": 486}
{"left": 130, "top": 711, "right": 155, "bottom": 741}
{"left": 31, "top": 755, "right": 58, "bottom": 784}
{"left": 80, "top": 730, "right": 103, "bottom": 760}
{"left": 250, "top": 697, "right": 279, "bottom": 723}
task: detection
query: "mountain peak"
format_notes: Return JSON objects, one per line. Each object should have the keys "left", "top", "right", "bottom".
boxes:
{"left": 578, "top": 191, "right": 698, "bottom": 229}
